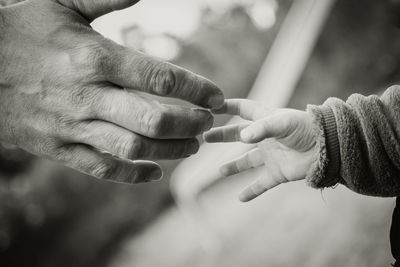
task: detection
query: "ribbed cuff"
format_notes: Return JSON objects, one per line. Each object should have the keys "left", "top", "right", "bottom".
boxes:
{"left": 319, "top": 106, "right": 341, "bottom": 181}
{"left": 306, "top": 105, "right": 341, "bottom": 188}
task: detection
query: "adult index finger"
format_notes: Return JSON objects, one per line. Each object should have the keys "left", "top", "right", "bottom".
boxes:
{"left": 102, "top": 45, "right": 224, "bottom": 109}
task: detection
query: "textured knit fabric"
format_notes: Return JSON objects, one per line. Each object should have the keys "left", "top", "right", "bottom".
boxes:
{"left": 306, "top": 85, "right": 400, "bottom": 197}
{"left": 305, "top": 85, "right": 400, "bottom": 264}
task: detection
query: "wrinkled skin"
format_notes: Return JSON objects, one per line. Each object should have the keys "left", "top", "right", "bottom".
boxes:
{"left": 204, "top": 99, "right": 317, "bottom": 202}
{"left": 0, "top": 0, "right": 224, "bottom": 183}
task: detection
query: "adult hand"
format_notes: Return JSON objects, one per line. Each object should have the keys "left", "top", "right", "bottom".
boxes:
{"left": 0, "top": 0, "right": 224, "bottom": 184}
{"left": 204, "top": 99, "right": 317, "bottom": 202}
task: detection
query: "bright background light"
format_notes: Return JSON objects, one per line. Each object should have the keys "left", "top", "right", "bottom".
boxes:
{"left": 92, "top": 0, "right": 277, "bottom": 60}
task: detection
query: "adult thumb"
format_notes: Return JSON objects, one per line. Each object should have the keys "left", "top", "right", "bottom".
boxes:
{"left": 57, "top": 0, "right": 140, "bottom": 21}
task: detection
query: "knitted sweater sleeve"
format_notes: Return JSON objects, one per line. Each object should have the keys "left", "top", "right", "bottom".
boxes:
{"left": 306, "top": 85, "right": 400, "bottom": 197}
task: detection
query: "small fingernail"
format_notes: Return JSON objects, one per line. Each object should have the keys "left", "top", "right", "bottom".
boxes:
{"left": 203, "top": 131, "right": 212, "bottom": 142}
{"left": 187, "top": 139, "right": 200, "bottom": 154}
{"left": 238, "top": 192, "right": 252, "bottom": 202}
{"left": 240, "top": 129, "right": 254, "bottom": 141}
{"left": 238, "top": 195, "right": 248, "bottom": 202}
{"left": 219, "top": 165, "right": 230, "bottom": 177}
{"left": 207, "top": 94, "right": 224, "bottom": 108}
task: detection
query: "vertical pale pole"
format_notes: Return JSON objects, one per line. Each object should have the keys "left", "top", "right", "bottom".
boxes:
{"left": 171, "top": 0, "right": 336, "bottom": 206}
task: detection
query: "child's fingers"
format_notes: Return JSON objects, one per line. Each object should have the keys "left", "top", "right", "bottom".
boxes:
{"left": 240, "top": 115, "right": 289, "bottom": 143}
{"left": 219, "top": 148, "right": 264, "bottom": 176}
{"left": 212, "top": 99, "right": 272, "bottom": 121}
{"left": 238, "top": 173, "right": 281, "bottom": 202}
{"left": 203, "top": 122, "right": 251, "bottom": 142}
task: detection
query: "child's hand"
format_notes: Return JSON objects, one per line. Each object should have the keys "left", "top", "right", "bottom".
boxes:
{"left": 204, "top": 99, "right": 318, "bottom": 202}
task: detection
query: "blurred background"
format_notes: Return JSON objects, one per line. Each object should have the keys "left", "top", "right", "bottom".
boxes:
{"left": 1, "top": 0, "right": 400, "bottom": 266}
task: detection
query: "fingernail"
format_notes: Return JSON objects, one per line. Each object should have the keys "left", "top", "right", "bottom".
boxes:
{"left": 240, "top": 129, "right": 254, "bottom": 141}
{"left": 205, "top": 115, "right": 214, "bottom": 130}
{"left": 207, "top": 94, "right": 224, "bottom": 108}
{"left": 187, "top": 139, "right": 200, "bottom": 154}
{"left": 147, "top": 168, "right": 163, "bottom": 182}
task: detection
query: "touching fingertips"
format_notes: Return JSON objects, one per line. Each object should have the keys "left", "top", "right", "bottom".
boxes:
{"left": 207, "top": 93, "right": 224, "bottom": 109}
{"left": 210, "top": 101, "right": 227, "bottom": 114}
{"left": 203, "top": 130, "right": 218, "bottom": 143}
{"left": 192, "top": 108, "right": 214, "bottom": 132}
{"left": 202, "top": 131, "right": 211, "bottom": 142}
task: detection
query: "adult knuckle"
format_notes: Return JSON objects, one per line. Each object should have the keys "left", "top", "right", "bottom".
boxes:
{"left": 38, "top": 138, "right": 60, "bottom": 156}
{"left": 51, "top": 119, "right": 86, "bottom": 145}
{"left": 73, "top": 43, "right": 114, "bottom": 75}
{"left": 70, "top": 88, "right": 87, "bottom": 106}
{"left": 118, "top": 135, "right": 143, "bottom": 159}
{"left": 92, "top": 45, "right": 114, "bottom": 74}
{"left": 54, "top": 115, "right": 72, "bottom": 132}
{"left": 148, "top": 62, "right": 177, "bottom": 95}
{"left": 69, "top": 86, "right": 99, "bottom": 108}
{"left": 91, "top": 160, "right": 118, "bottom": 180}
{"left": 70, "top": 46, "right": 90, "bottom": 67}
{"left": 54, "top": 114, "right": 79, "bottom": 133}
{"left": 146, "top": 109, "right": 167, "bottom": 137}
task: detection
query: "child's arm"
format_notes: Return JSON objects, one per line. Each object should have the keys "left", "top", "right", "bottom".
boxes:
{"left": 204, "top": 86, "right": 400, "bottom": 201}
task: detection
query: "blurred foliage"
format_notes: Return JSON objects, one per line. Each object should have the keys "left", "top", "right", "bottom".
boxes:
{"left": 109, "top": 1, "right": 400, "bottom": 266}
{"left": 1, "top": 0, "right": 400, "bottom": 266}
{"left": 290, "top": 0, "right": 400, "bottom": 109}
